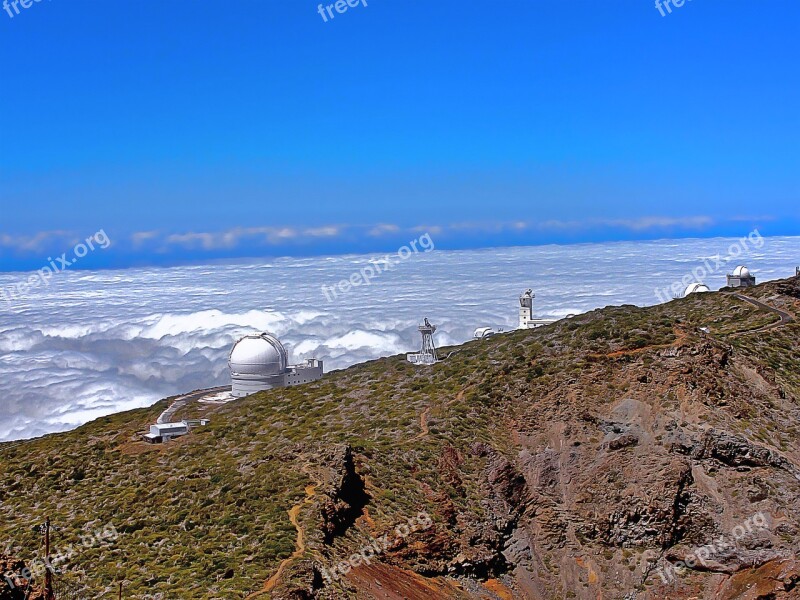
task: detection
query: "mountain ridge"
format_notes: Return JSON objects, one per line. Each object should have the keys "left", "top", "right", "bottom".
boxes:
{"left": 2, "top": 276, "right": 800, "bottom": 599}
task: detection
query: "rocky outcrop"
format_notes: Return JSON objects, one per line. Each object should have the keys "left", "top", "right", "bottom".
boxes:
{"left": 316, "top": 445, "right": 369, "bottom": 545}
{"left": 270, "top": 560, "right": 324, "bottom": 600}
{"left": 441, "top": 444, "right": 529, "bottom": 578}
{"left": 0, "top": 555, "right": 44, "bottom": 600}
{"left": 715, "top": 558, "right": 800, "bottom": 599}
{"left": 668, "top": 427, "right": 800, "bottom": 480}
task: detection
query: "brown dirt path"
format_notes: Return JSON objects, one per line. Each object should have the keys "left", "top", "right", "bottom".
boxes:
{"left": 246, "top": 475, "right": 319, "bottom": 599}
{"left": 588, "top": 326, "right": 688, "bottom": 360}
{"left": 404, "top": 405, "right": 432, "bottom": 444}
{"left": 416, "top": 406, "right": 430, "bottom": 438}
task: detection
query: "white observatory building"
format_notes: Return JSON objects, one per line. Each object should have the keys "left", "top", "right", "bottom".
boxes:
{"left": 229, "top": 333, "right": 323, "bottom": 397}
{"left": 726, "top": 265, "right": 756, "bottom": 288}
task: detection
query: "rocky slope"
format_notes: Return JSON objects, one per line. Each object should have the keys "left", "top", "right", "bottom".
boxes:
{"left": 0, "top": 554, "right": 46, "bottom": 599}
{"left": 2, "top": 276, "right": 800, "bottom": 599}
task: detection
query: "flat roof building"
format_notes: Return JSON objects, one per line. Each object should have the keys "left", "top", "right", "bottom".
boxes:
{"left": 143, "top": 421, "right": 189, "bottom": 444}
{"left": 143, "top": 419, "right": 211, "bottom": 444}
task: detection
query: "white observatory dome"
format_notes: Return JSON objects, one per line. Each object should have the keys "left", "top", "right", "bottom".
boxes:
{"left": 732, "top": 265, "right": 751, "bottom": 278}
{"left": 228, "top": 332, "right": 323, "bottom": 398}
{"left": 229, "top": 333, "right": 288, "bottom": 376}
{"left": 684, "top": 282, "right": 711, "bottom": 296}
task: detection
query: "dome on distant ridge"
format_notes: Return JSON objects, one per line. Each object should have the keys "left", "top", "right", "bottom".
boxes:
{"left": 684, "top": 283, "right": 711, "bottom": 296}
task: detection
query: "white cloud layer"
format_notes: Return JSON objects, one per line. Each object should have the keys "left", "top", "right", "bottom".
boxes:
{"left": 1, "top": 236, "right": 799, "bottom": 442}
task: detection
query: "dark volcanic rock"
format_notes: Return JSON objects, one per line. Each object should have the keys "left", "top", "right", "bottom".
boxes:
{"left": 316, "top": 445, "right": 369, "bottom": 545}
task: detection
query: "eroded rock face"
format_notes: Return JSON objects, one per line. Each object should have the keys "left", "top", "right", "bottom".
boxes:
{"left": 316, "top": 445, "right": 370, "bottom": 545}
{"left": 715, "top": 558, "right": 800, "bottom": 599}
{"left": 0, "top": 555, "right": 43, "bottom": 600}
{"left": 671, "top": 428, "right": 799, "bottom": 474}
{"left": 271, "top": 560, "right": 323, "bottom": 600}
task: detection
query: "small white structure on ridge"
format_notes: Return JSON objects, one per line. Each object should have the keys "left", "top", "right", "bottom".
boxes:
{"left": 684, "top": 282, "right": 711, "bottom": 296}
{"left": 473, "top": 327, "right": 500, "bottom": 339}
{"left": 407, "top": 318, "right": 439, "bottom": 365}
{"left": 143, "top": 419, "right": 211, "bottom": 444}
{"left": 229, "top": 333, "right": 323, "bottom": 397}
{"left": 144, "top": 421, "right": 187, "bottom": 443}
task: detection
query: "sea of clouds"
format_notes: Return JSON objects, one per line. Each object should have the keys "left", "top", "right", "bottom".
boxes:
{"left": 1, "top": 235, "right": 799, "bottom": 442}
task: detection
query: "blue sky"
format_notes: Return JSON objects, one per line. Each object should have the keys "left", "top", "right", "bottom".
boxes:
{"left": 0, "top": 0, "right": 798, "bottom": 270}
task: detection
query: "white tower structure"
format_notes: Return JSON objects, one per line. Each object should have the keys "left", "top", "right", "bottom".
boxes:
{"left": 519, "top": 289, "right": 535, "bottom": 329}
{"left": 229, "top": 333, "right": 323, "bottom": 397}
{"left": 407, "top": 318, "right": 439, "bottom": 365}
{"left": 519, "top": 289, "right": 556, "bottom": 329}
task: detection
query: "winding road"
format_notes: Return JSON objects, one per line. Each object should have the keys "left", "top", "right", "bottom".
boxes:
{"left": 728, "top": 293, "right": 795, "bottom": 334}
{"left": 156, "top": 385, "right": 231, "bottom": 424}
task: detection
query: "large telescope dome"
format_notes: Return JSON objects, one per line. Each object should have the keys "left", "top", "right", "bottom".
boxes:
{"left": 229, "top": 333, "right": 288, "bottom": 377}
{"left": 228, "top": 331, "right": 323, "bottom": 398}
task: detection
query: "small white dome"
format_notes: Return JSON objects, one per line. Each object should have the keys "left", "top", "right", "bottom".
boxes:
{"left": 732, "top": 265, "right": 751, "bottom": 277}
{"left": 229, "top": 333, "right": 288, "bottom": 376}
{"left": 685, "top": 283, "right": 711, "bottom": 295}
